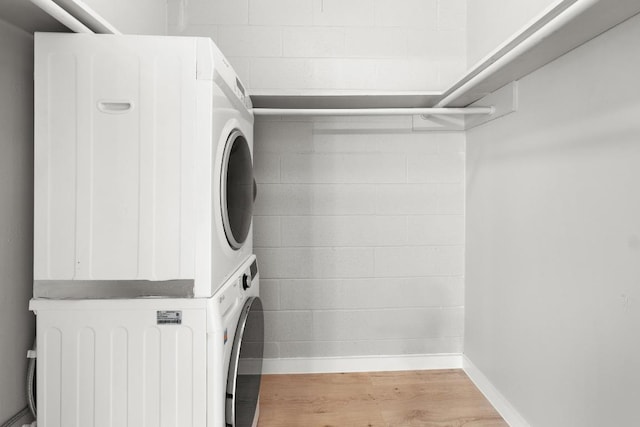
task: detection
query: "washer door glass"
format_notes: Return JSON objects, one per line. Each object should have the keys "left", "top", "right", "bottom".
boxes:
{"left": 221, "top": 130, "right": 254, "bottom": 250}
{"left": 226, "top": 297, "right": 264, "bottom": 427}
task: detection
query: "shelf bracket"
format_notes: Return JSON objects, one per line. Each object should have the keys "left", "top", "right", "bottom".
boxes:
{"left": 465, "top": 81, "right": 519, "bottom": 130}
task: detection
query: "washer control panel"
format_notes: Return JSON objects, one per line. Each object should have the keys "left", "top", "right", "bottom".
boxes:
{"left": 240, "top": 257, "right": 258, "bottom": 292}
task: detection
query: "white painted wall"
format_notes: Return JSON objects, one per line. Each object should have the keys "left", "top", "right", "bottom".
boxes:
{"left": 0, "top": 1, "right": 64, "bottom": 33}
{"left": 0, "top": 19, "right": 35, "bottom": 424}
{"left": 466, "top": 0, "right": 557, "bottom": 67}
{"left": 172, "top": 0, "right": 467, "bottom": 93}
{"left": 253, "top": 117, "right": 465, "bottom": 359}
{"left": 78, "top": 0, "right": 169, "bottom": 34}
{"left": 466, "top": 13, "right": 640, "bottom": 427}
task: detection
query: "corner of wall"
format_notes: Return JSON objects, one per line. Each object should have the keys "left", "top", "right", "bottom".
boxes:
{"left": 463, "top": 355, "right": 531, "bottom": 427}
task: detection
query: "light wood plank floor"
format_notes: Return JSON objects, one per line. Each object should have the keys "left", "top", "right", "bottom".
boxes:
{"left": 258, "top": 369, "right": 507, "bottom": 427}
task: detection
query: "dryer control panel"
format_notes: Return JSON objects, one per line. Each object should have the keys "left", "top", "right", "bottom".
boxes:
{"left": 196, "top": 37, "right": 253, "bottom": 111}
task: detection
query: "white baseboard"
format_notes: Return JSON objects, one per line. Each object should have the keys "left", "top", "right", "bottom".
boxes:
{"left": 262, "top": 353, "right": 462, "bottom": 375}
{"left": 463, "top": 355, "right": 530, "bottom": 427}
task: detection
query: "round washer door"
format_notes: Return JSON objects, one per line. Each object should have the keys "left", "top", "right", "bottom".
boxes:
{"left": 226, "top": 297, "right": 264, "bottom": 427}
{"left": 221, "top": 130, "right": 254, "bottom": 250}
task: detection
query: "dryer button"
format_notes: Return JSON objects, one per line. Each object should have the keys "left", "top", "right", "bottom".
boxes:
{"left": 242, "top": 274, "right": 251, "bottom": 290}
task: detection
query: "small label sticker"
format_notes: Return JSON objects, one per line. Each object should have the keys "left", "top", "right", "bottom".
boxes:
{"left": 157, "top": 310, "right": 182, "bottom": 325}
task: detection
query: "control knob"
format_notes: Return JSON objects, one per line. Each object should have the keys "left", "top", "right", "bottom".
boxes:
{"left": 242, "top": 273, "right": 251, "bottom": 290}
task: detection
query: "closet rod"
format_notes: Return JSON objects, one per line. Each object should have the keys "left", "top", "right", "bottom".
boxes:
{"left": 252, "top": 107, "right": 494, "bottom": 117}
{"left": 31, "top": 0, "right": 95, "bottom": 33}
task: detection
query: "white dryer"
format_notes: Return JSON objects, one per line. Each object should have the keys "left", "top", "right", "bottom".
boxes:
{"left": 33, "top": 33, "right": 255, "bottom": 299}
{"left": 30, "top": 255, "right": 264, "bottom": 427}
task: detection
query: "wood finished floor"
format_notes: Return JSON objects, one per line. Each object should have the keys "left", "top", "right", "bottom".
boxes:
{"left": 258, "top": 369, "right": 507, "bottom": 427}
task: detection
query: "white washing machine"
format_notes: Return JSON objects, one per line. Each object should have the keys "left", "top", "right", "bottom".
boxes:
{"left": 33, "top": 32, "right": 255, "bottom": 298}
{"left": 31, "top": 33, "right": 262, "bottom": 427}
{"left": 30, "top": 255, "right": 264, "bottom": 427}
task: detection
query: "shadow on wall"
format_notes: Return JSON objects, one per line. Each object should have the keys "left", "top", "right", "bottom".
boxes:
{"left": 0, "top": 19, "right": 36, "bottom": 424}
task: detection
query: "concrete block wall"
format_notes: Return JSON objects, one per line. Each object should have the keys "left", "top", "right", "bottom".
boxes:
{"left": 80, "top": 0, "right": 168, "bottom": 34}
{"left": 173, "top": 0, "right": 467, "bottom": 92}
{"left": 253, "top": 117, "right": 465, "bottom": 359}
{"left": 168, "top": 0, "right": 469, "bottom": 362}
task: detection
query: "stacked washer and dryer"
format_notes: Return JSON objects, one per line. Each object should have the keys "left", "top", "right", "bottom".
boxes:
{"left": 30, "top": 33, "right": 263, "bottom": 427}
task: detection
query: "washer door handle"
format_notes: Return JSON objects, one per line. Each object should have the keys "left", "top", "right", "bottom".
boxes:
{"left": 253, "top": 178, "right": 257, "bottom": 202}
